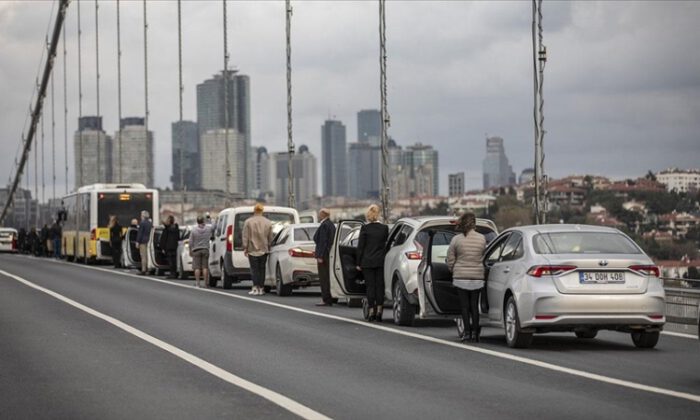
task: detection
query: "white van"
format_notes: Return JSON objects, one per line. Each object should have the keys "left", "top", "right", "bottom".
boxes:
{"left": 209, "top": 206, "right": 299, "bottom": 289}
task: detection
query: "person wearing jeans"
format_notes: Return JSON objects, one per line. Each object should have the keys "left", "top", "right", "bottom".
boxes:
{"left": 242, "top": 203, "right": 273, "bottom": 296}
{"left": 136, "top": 211, "right": 153, "bottom": 275}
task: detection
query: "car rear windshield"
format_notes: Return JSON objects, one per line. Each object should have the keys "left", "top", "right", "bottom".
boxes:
{"left": 533, "top": 232, "right": 641, "bottom": 255}
{"left": 233, "top": 212, "right": 296, "bottom": 250}
{"left": 294, "top": 227, "right": 318, "bottom": 241}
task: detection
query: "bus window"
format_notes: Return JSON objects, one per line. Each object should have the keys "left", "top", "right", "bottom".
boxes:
{"left": 97, "top": 193, "right": 154, "bottom": 227}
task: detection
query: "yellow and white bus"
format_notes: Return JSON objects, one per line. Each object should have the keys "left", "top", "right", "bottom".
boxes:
{"left": 62, "top": 184, "right": 159, "bottom": 262}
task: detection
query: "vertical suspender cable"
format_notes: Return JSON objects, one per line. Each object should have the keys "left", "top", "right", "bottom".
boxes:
{"left": 177, "top": 0, "right": 185, "bottom": 221}
{"left": 378, "top": 0, "right": 390, "bottom": 222}
{"left": 63, "top": 23, "right": 68, "bottom": 194}
{"left": 116, "top": 0, "right": 123, "bottom": 182}
{"left": 41, "top": 90, "right": 46, "bottom": 206}
{"left": 285, "top": 0, "right": 295, "bottom": 209}
{"left": 94, "top": 0, "right": 101, "bottom": 181}
{"left": 143, "top": 0, "right": 150, "bottom": 154}
{"left": 35, "top": 120, "right": 39, "bottom": 227}
{"left": 51, "top": 66, "right": 56, "bottom": 208}
{"left": 531, "top": 0, "right": 547, "bottom": 224}
{"left": 223, "top": 0, "right": 230, "bottom": 201}
{"left": 78, "top": 0, "right": 84, "bottom": 188}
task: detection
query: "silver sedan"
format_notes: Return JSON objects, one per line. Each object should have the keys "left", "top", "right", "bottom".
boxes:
{"left": 421, "top": 224, "right": 665, "bottom": 348}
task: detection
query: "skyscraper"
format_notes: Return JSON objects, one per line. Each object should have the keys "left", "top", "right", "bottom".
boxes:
{"left": 321, "top": 119, "right": 347, "bottom": 197}
{"left": 196, "top": 70, "right": 251, "bottom": 195}
{"left": 357, "top": 109, "right": 381, "bottom": 146}
{"left": 482, "top": 136, "right": 516, "bottom": 189}
{"left": 348, "top": 142, "right": 381, "bottom": 199}
{"left": 251, "top": 146, "right": 271, "bottom": 199}
{"left": 74, "top": 116, "right": 112, "bottom": 188}
{"left": 171, "top": 120, "right": 199, "bottom": 190}
{"left": 449, "top": 172, "right": 465, "bottom": 197}
{"left": 269, "top": 146, "right": 318, "bottom": 209}
{"left": 113, "top": 117, "right": 154, "bottom": 187}
{"left": 405, "top": 143, "right": 439, "bottom": 196}
{"left": 199, "top": 129, "right": 245, "bottom": 195}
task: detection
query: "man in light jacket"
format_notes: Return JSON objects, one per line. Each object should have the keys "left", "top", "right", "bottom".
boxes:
{"left": 242, "top": 203, "right": 274, "bottom": 296}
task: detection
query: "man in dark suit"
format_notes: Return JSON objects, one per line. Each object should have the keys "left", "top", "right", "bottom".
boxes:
{"left": 313, "top": 208, "right": 336, "bottom": 306}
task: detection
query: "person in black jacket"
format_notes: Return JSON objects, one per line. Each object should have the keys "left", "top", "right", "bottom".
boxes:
{"left": 313, "top": 208, "right": 336, "bottom": 306}
{"left": 356, "top": 204, "right": 389, "bottom": 322}
{"left": 160, "top": 215, "right": 180, "bottom": 279}
{"left": 109, "top": 216, "right": 123, "bottom": 268}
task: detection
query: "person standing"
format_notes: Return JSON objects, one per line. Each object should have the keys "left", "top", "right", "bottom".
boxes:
{"left": 40, "top": 224, "right": 49, "bottom": 257}
{"left": 356, "top": 204, "right": 389, "bottom": 322}
{"left": 160, "top": 215, "right": 180, "bottom": 279}
{"left": 446, "top": 212, "right": 486, "bottom": 342}
{"left": 313, "top": 208, "right": 336, "bottom": 306}
{"left": 242, "top": 203, "right": 273, "bottom": 296}
{"left": 136, "top": 210, "right": 153, "bottom": 275}
{"left": 108, "top": 216, "right": 123, "bottom": 268}
{"left": 190, "top": 215, "right": 214, "bottom": 288}
{"left": 51, "top": 220, "right": 62, "bottom": 259}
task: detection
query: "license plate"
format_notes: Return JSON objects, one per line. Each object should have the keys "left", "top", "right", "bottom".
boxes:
{"left": 579, "top": 271, "right": 625, "bottom": 284}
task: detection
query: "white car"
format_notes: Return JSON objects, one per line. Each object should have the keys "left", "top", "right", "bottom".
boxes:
{"left": 176, "top": 225, "right": 195, "bottom": 280}
{"left": 121, "top": 225, "right": 141, "bottom": 269}
{"left": 264, "top": 223, "right": 320, "bottom": 296}
{"left": 209, "top": 206, "right": 300, "bottom": 289}
{"left": 330, "top": 216, "right": 497, "bottom": 319}
{"left": 0, "top": 227, "right": 18, "bottom": 253}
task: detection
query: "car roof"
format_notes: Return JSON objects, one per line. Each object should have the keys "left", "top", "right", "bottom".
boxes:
{"left": 219, "top": 206, "right": 298, "bottom": 214}
{"left": 507, "top": 224, "right": 621, "bottom": 234}
{"left": 290, "top": 223, "right": 320, "bottom": 228}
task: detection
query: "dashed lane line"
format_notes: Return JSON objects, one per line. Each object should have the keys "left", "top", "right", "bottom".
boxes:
{"left": 0, "top": 268, "right": 330, "bottom": 420}
{"left": 7, "top": 257, "right": 700, "bottom": 405}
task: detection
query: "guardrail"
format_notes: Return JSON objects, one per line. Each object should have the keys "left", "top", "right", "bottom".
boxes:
{"left": 662, "top": 277, "right": 700, "bottom": 327}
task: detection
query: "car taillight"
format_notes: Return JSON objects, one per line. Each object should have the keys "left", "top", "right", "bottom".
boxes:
{"left": 405, "top": 251, "right": 422, "bottom": 260}
{"left": 90, "top": 228, "right": 96, "bottom": 241}
{"left": 226, "top": 225, "right": 233, "bottom": 252}
{"left": 527, "top": 265, "right": 577, "bottom": 277}
{"left": 289, "top": 248, "right": 315, "bottom": 258}
{"left": 629, "top": 265, "right": 660, "bottom": 277}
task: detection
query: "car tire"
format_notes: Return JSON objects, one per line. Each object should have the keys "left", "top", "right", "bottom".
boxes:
{"left": 393, "top": 280, "right": 415, "bottom": 326}
{"left": 575, "top": 330, "right": 598, "bottom": 339}
{"left": 156, "top": 268, "right": 165, "bottom": 276}
{"left": 347, "top": 298, "right": 363, "bottom": 308}
{"left": 208, "top": 276, "right": 218, "bottom": 288}
{"left": 222, "top": 262, "right": 234, "bottom": 289}
{"left": 631, "top": 331, "right": 660, "bottom": 349}
{"left": 504, "top": 296, "right": 533, "bottom": 348}
{"left": 276, "top": 265, "right": 293, "bottom": 296}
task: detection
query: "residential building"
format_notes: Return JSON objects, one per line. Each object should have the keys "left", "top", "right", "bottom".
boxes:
{"left": 348, "top": 142, "right": 381, "bottom": 199}
{"left": 321, "top": 119, "right": 348, "bottom": 197}
{"left": 112, "top": 117, "right": 154, "bottom": 187}
{"left": 171, "top": 120, "right": 199, "bottom": 190}
{"left": 268, "top": 145, "right": 318, "bottom": 209}
{"left": 448, "top": 172, "right": 465, "bottom": 197}
{"left": 482, "top": 136, "right": 516, "bottom": 189}
{"left": 357, "top": 109, "right": 381, "bottom": 146}
{"left": 199, "top": 129, "right": 246, "bottom": 195}
{"left": 196, "top": 70, "right": 251, "bottom": 195}
{"left": 657, "top": 168, "right": 700, "bottom": 193}
{"left": 0, "top": 188, "right": 37, "bottom": 229}
{"left": 449, "top": 194, "right": 496, "bottom": 216}
{"left": 74, "top": 116, "right": 112, "bottom": 188}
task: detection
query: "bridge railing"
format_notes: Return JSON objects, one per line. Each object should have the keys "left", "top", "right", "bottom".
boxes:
{"left": 662, "top": 277, "right": 700, "bottom": 327}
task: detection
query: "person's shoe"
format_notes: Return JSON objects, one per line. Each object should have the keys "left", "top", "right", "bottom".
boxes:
{"left": 462, "top": 330, "right": 473, "bottom": 342}
{"left": 248, "top": 289, "right": 257, "bottom": 295}
{"left": 315, "top": 301, "right": 332, "bottom": 307}
{"left": 376, "top": 311, "right": 383, "bottom": 323}
{"left": 474, "top": 327, "right": 481, "bottom": 343}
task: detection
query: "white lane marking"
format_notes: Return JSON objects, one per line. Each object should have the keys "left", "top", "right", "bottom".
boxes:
{"left": 12, "top": 257, "right": 700, "bottom": 405}
{"left": 662, "top": 331, "right": 699, "bottom": 340}
{"left": 0, "top": 268, "right": 330, "bottom": 420}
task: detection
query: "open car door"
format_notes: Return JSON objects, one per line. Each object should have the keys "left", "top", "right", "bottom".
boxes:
{"left": 122, "top": 226, "right": 140, "bottom": 268}
{"left": 418, "top": 229, "right": 461, "bottom": 317}
{"left": 329, "top": 220, "right": 366, "bottom": 299}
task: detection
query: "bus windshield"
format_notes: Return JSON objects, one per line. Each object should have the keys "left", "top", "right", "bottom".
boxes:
{"left": 97, "top": 192, "right": 154, "bottom": 227}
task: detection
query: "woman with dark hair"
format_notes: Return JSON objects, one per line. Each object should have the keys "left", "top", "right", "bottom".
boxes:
{"left": 446, "top": 212, "right": 486, "bottom": 342}
{"left": 108, "top": 215, "right": 123, "bottom": 268}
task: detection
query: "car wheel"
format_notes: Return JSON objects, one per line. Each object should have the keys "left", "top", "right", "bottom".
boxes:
{"left": 156, "top": 268, "right": 165, "bottom": 276}
{"left": 208, "top": 275, "right": 218, "bottom": 288}
{"left": 631, "top": 331, "right": 660, "bottom": 349}
{"left": 347, "top": 298, "right": 363, "bottom": 308}
{"left": 393, "top": 280, "right": 415, "bottom": 326}
{"left": 504, "top": 296, "right": 533, "bottom": 348}
{"left": 575, "top": 330, "right": 598, "bottom": 339}
{"left": 222, "top": 262, "right": 233, "bottom": 289}
{"left": 276, "top": 265, "right": 292, "bottom": 296}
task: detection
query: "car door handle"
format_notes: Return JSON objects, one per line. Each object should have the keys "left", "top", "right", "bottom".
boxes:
{"left": 503, "top": 267, "right": 511, "bottom": 273}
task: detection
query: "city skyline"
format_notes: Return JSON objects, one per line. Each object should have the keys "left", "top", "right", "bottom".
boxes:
{"left": 1, "top": 1, "right": 699, "bottom": 198}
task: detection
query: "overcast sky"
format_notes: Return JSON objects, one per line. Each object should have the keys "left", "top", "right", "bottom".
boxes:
{"left": 1, "top": 0, "right": 699, "bottom": 199}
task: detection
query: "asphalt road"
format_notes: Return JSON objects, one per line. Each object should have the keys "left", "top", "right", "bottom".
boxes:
{"left": 1, "top": 253, "right": 699, "bottom": 419}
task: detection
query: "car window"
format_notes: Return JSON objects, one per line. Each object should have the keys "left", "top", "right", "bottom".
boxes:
{"left": 294, "top": 227, "right": 318, "bottom": 242}
{"left": 533, "top": 232, "right": 642, "bottom": 255}
{"left": 214, "top": 217, "right": 223, "bottom": 237}
{"left": 393, "top": 225, "right": 414, "bottom": 247}
{"left": 271, "top": 228, "right": 286, "bottom": 247}
{"left": 485, "top": 233, "right": 510, "bottom": 265}
{"left": 430, "top": 230, "right": 457, "bottom": 264}
{"left": 386, "top": 223, "right": 404, "bottom": 248}
{"left": 500, "top": 232, "right": 523, "bottom": 262}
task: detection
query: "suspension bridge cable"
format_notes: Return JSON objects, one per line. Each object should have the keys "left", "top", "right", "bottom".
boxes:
{"left": 177, "top": 0, "right": 185, "bottom": 220}
{"left": 116, "top": 0, "right": 123, "bottom": 182}
{"left": 78, "top": 0, "right": 84, "bottom": 188}
{"left": 94, "top": 0, "right": 101, "bottom": 180}
{"left": 51, "top": 68, "right": 56, "bottom": 208}
{"left": 63, "top": 22, "right": 68, "bottom": 194}
{"left": 379, "top": 0, "right": 390, "bottom": 222}
{"left": 285, "top": 0, "right": 295, "bottom": 209}
{"left": 223, "top": 0, "right": 231, "bottom": 200}
{"left": 41, "top": 105, "right": 45, "bottom": 205}
{"left": 35, "top": 122, "right": 38, "bottom": 227}
{"left": 531, "top": 0, "right": 547, "bottom": 224}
